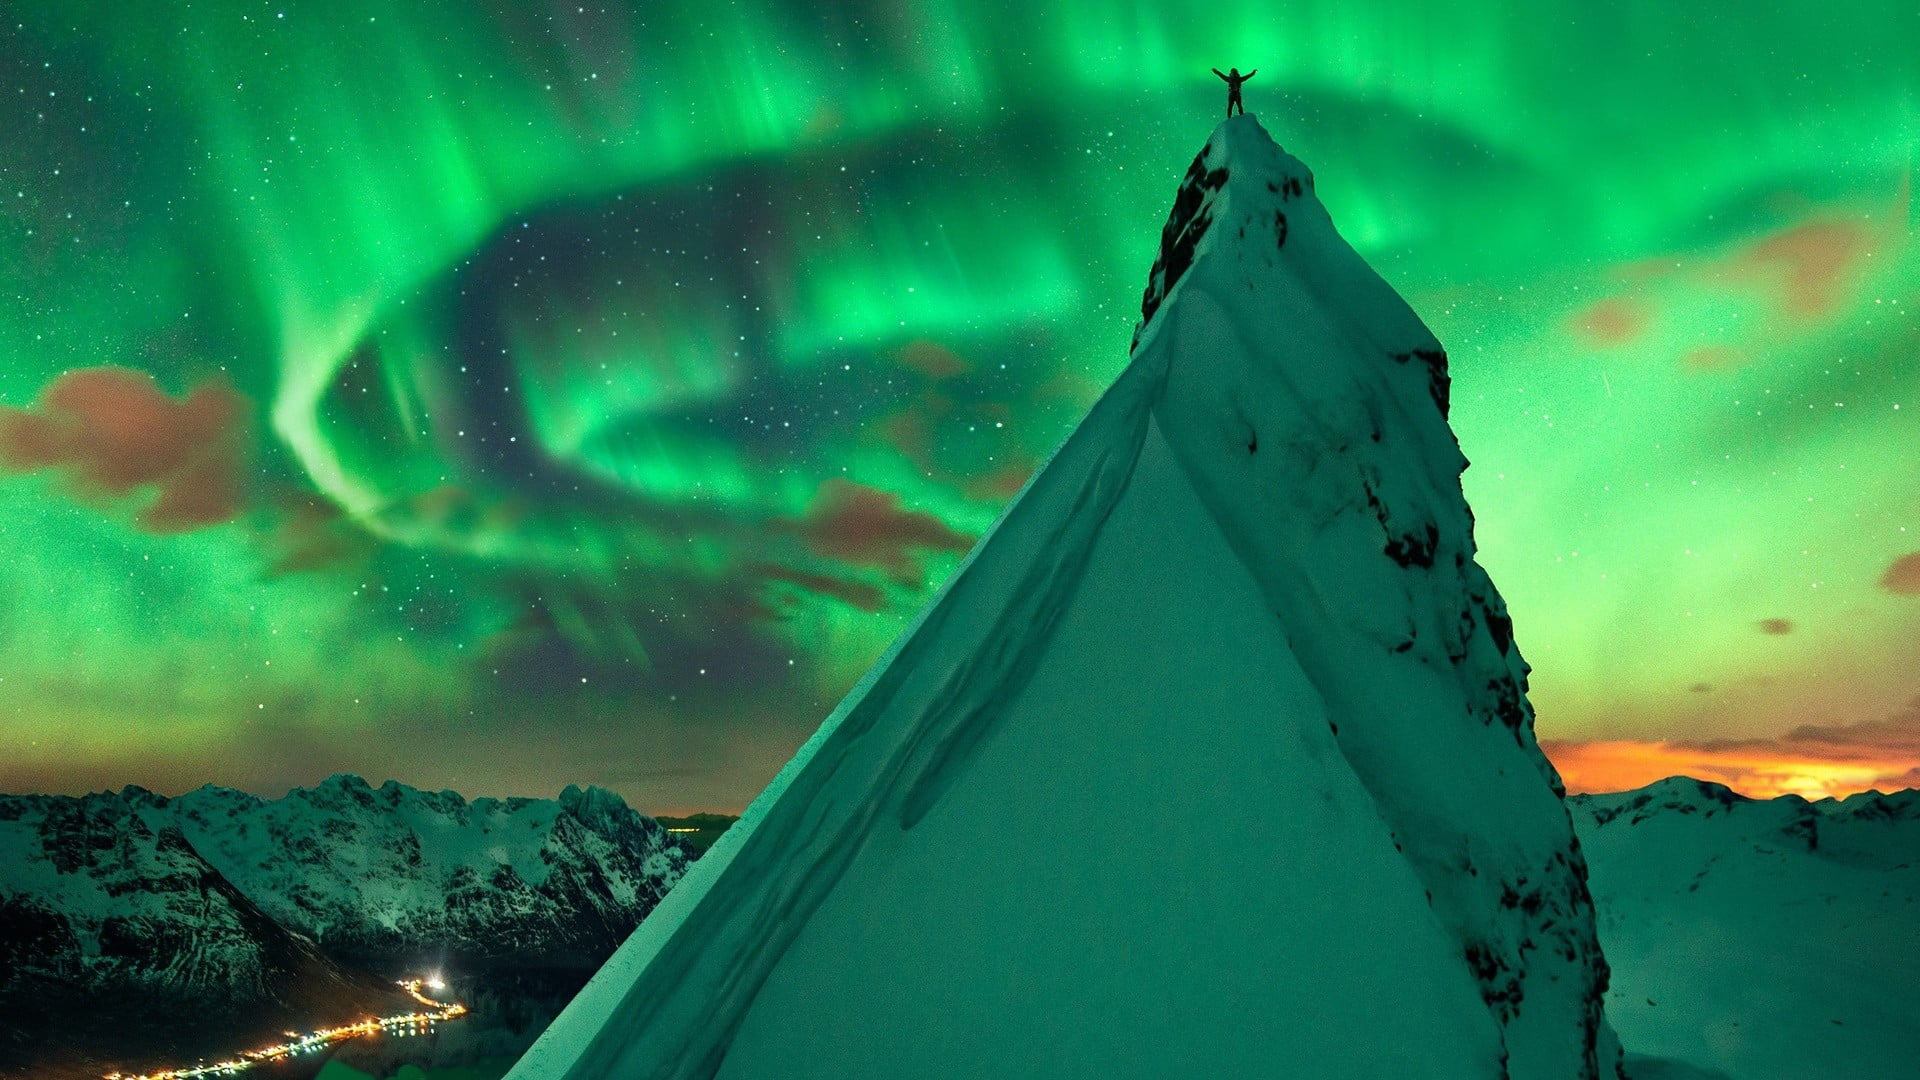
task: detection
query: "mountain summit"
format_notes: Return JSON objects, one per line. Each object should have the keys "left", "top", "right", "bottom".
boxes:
{"left": 508, "top": 115, "right": 1621, "bottom": 1080}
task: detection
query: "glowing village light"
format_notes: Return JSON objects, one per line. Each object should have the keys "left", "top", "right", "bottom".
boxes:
{"left": 103, "top": 976, "right": 466, "bottom": 1080}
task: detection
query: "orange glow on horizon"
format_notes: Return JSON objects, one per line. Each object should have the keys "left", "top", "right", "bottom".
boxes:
{"left": 1542, "top": 738, "right": 1920, "bottom": 801}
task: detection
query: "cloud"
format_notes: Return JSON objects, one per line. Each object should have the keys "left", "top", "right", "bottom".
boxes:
{"left": 1729, "top": 218, "right": 1872, "bottom": 318}
{"left": 263, "top": 491, "right": 375, "bottom": 577}
{"left": 0, "top": 367, "right": 249, "bottom": 532}
{"left": 964, "top": 458, "right": 1036, "bottom": 501}
{"left": 1682, "top": 345, "right": 1747, "bottom": 371}
{"left": 753, "top": 563, "right": 889, "bottom": 614}
{"left": 1784, "top": 697, "right": 1920, "bottom": 753}
{"left": 1569, "top": 297, "right": 1650, "bottom": 346}
{"left": 775, "top": 478, "right": 975, "bottom": 584}
{"left": 879, "top": 406, "right": 939, "bottom": 469}
{"left": 893, "top": 340, "right": 971, "bottom": 380}
{"left": 1879, "top": 551, "right": 1920, "bottom": 595}
{"left": 1758, "top": 617, "right": 1794, "bottom": 635}
{"left": 1543, "top": 695, "right": 1920, "bottom": 799}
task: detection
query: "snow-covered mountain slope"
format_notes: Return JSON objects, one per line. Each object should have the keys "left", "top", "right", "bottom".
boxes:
{"left": 1570, "top": 779, "right": 1920, "bottom": 1080}
{"left": 0, "top": 778, "right": 690, "bottom": 1076}
{"left": 127, "top": 776, "right": 692, "bottom": 970}
{"left": 0, "top": 790, "right": 405, "bottom": 1075}
{"left": 508, "top": 113, "right": 1617, "bottom": 1080}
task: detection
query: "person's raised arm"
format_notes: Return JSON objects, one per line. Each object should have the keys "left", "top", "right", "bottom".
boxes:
{"left": 1245, "top": 69, "right": 1256, "bottom": 80}
{"left": 1213, "top": 67, "right": 1227, "bottom": 81}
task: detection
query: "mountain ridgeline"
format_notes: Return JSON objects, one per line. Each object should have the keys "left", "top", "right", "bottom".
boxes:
{"left": 1570, "top": 778, "right": 1920, "bottom": 1080}
{"left": 0, "top": 776, "right": 691, "bottom": 1076}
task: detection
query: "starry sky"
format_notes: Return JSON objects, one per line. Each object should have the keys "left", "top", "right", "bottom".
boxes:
{"left": 2, "top": 1, "right": 1916, "bottom": 811}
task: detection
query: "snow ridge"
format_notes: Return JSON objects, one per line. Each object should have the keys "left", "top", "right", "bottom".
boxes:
{"left": 1133, "top": 115, "right": 1619, "bottom": 1079}
{"left": 509, "top": 115, "right": 1618, "bottom": 1080}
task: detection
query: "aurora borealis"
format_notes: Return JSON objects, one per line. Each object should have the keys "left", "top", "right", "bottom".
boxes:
{"left": 2, "top": 1, "right": 1916, "bottom": 810}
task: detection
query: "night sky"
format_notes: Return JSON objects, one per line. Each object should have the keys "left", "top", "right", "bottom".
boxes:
{"left": 2, "top": 1, "right": 1916, "bottom": 811}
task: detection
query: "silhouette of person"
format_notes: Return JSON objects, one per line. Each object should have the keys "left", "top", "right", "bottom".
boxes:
{"left": 1213, "top": 66, "right": 1255, "bottom": 116}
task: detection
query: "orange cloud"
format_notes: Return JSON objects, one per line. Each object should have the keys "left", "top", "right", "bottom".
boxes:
{"left": 879, "top": 405, "right": 941, "bottom": 470}
{"left": 775, "top": 479, "right": 975, "bottom": 585}
{"left": 1682, "top": 344, "right": 1747, "bottom": 371}
{"left": 893, "top": 340, "right": 971, "bottom": 380}
{"left": 264, "top": 491, "right": 374, "bottom": 577}
{"left": 754, "top": 563, "right": 888, "bottom": 615}
{"left": 1569, "top": 297, "right": 1650, "bottom": 347}
{"left": 964, "top": 458, "right": 1037, "bottom": 501}
{"left": 1728, "top": 218, "right": 1872, "bottom": 318}
{"left": 0, "top": 367, "right": 249, "bottom": 532}
{"left": 1880, "top": 551, "right": 1920, "bottom": 595}
{"left": 1544, "top": 697, "right": 1920, "bottom": 799}
{"left": 1596, "top": 195, "right": 1901, "bottom": 369}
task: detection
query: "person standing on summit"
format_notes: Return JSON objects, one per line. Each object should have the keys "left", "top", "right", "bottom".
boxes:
{"left": 1213, "top": 66, "right": 1255, "bottom": 116}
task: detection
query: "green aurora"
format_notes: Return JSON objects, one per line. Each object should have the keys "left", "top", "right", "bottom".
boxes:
{"left": 1, "top": 0, "right": 1916, "bottom": 809}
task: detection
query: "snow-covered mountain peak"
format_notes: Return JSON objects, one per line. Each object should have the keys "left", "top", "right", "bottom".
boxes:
{"left": 1120, "top": 111, "right": 1614, "bottom": 1078}
{"left": 115, "top": 778, "right": 691, "bottom": 967}
{"left": 2, "top": 781, "right": 691, "bottom": 1075}
{"left": 1820, "top": 785, "right": 1920, "bottom": 821}
{"left": 1131, "top": 115, "right": 1315, "bottom": 348}
{"left": 1577, "top": 776, "right": 1749, "bottom": 827}
{"left": 559, "top": 783, "right": 632, "bottom": 823}
{"left": 507, "top": 116, "right": 1616, "bottom": 1080}
{"left": 1134, "top": 114, "right": 1456, "bottom": 443}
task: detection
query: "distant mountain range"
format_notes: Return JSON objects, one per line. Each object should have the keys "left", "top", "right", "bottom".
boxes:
{"left": 1570, "top": 778, "right": 1920, "bottom": 1080}
{"left": 0, "top": 776, "right": 691, "bottom": 1078}
{"left": 3, "top": 776, "right": 1913, "bottom": 1080}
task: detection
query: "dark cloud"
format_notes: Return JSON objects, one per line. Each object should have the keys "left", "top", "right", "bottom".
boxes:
{"left": 0, "top": 367, "right": 249, "bottom": 532}
{"left": 1783, "top": 696, "right": 1920, "bottom": 753}
{"left": 776, "top": 478, "right": 975, "bottom": 584}
{"left": 893, "top": 340, "right": 971, "bottom": 380}
{"left": 964, "top": 458, "right": 1037, "bottom": 500}
{"left": 263, "top": 492, "right": 376, "bottom": 577}
{"left": 1879, "top": 552, "right": 1920, "bottom": 596}
{"left": 754, "top": 564, "right": 889, "bottom": 614}
{"left": 1758, "top": 617, "right": 1794, "bottom": 635}
{"left": 879, "top": 407, "right": 940, "bottom": 469}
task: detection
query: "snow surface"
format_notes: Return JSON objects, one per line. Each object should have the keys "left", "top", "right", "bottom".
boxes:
{"left": 125, "top": 776, "right": 690, "bottom": 966}
{"left": 0, "top": 791, "right": 280, "bottom": 993}
{"left": 507, "top": 114, "right": 1618, "bottom": 1080}
{"left": 1572, "top": 779, "right": 1920, "bottom": 1080}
